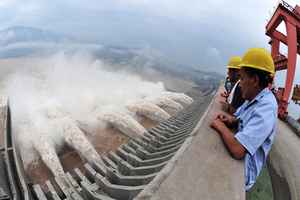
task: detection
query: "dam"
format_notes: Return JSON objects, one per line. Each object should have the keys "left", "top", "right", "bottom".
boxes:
{"left": 1, "top": 1, "right": 300, "bottom": 200}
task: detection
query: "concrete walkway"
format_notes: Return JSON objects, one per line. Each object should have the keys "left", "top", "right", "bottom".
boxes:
{"left": 137, "top": 88, "right": 245, "bottom": 200}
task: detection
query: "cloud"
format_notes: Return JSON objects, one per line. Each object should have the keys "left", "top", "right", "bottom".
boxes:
{"left": 0, "top": 0, "right": 16, "bottom": 7}
{"left": 0, "top": 0, "right": 296, "bottom": 74}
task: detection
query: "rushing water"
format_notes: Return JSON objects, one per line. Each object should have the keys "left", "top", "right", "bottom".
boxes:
{"left": 0, "top": 53, "right": 194, "bottom": 178}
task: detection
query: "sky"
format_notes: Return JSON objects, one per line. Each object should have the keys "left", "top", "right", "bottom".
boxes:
{"left": 0, "top": 0, "right": 300, "bottom": 79}
{"left": 1, "top": 0, "right": 299, "bottom": 71}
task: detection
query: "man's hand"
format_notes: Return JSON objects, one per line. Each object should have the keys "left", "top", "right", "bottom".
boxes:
{"left": 215, "top": 113, "right": 237, "bottom": 127}
{"left": 220, "top": 91, "right": 229, "bottom": 98}
{"left": 210, "top": 117, "right": 246, "bottom": 160}
{"left": 210, "top": 118, "right": 226, "bottom": 134}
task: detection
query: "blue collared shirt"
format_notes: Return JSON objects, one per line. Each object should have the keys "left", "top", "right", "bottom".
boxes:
{"left": 234, "top": 88, "right": 278, "bottom": 191}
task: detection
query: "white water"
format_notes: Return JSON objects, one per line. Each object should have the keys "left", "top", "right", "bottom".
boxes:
{"left": 150, "top": 96, "right": 184, "bottom": 115}
{"left": 1, "top": 52, "right": 193, "bottom": 177}
{"left": 127, "top": 100, "right": 171, "bottom": 122}
{"left": 97, "top": 111, "right": 147, "bottom": 138}
{"left": 45, "top": 107, "right": 105, "bottom": 166}
{"left": 162, "top": 91, "right": 194, "bottom": 106}
{"left": 2, "top": 53, "right": 167, "bottom": 168}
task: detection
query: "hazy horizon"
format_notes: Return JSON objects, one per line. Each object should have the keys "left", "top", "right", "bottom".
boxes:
{"left": 0, "top": 0, "right": 299, "bottom": 73}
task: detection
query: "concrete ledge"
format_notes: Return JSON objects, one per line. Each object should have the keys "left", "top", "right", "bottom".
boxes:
{"left": 268, "top": 119, "right": 300, "bottom": 200}
{"left": 135, "top": 88, "right": 245, "bottom": 200}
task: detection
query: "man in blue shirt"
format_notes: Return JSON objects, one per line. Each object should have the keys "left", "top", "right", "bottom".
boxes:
{"left": 210, "top": 48, "right": 278, "bottom": 192}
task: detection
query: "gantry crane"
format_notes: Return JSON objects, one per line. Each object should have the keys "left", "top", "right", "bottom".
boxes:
{"left": 266, "top": 0, "right": 300, "bottom": 119}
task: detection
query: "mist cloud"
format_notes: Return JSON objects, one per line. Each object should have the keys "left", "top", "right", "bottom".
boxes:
{"left": 2, "top": 52, "right": 168, "bottom": 166}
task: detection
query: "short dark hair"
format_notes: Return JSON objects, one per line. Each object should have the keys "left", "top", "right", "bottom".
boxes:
{"left": 243, "top": 67, "right": 273, "bottom": 88}
{"left": 228, "top": 68, "right": 240, "bottom": 82}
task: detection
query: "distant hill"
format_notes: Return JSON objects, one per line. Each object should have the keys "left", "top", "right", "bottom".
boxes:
{"left": 92, "top": 46, "right": 222, "bottom": 88}
{"left": 0, "top": 26, "right": 75, "bottom": 58}
{"left": 0, "top": 26, "right": 70, "bottom": 46}
{"left": 0, "top": 26, "right": 223, "bottom": 86}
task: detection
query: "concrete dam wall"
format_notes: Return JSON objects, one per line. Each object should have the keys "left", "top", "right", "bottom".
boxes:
{"left": 1, "top": 86, "right": 300, "bottom": 199}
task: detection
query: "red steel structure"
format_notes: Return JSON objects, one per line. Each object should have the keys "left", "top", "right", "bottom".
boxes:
{"left": 266, "top": 0, "right": 300, "bottom": 119}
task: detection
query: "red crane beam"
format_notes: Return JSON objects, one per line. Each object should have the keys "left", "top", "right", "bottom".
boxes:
{"left": 266, "top": 1, "right": 300, "bottom": 119}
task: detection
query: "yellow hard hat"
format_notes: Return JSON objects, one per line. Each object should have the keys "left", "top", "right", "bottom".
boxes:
{"left": 227, "top": 56, "right": 242, "bottom": 69}
{"left": 238, "top": 48, "right": 275, "bottom": 74}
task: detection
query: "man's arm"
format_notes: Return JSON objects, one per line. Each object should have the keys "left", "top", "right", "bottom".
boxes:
{"left": 210, "top": 119, "right": 246, "bottom": 160}
{"left": 216, "top": 113, "right": 239, "bottom": 129}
